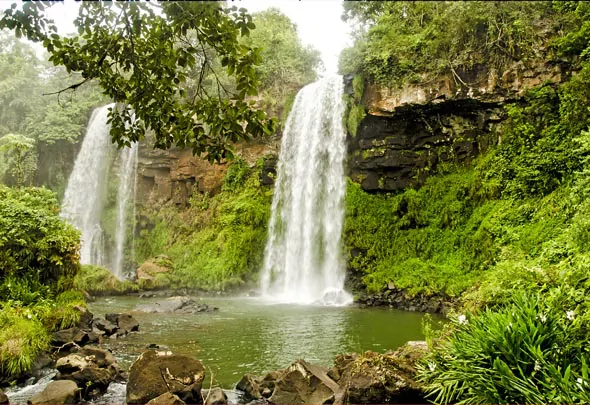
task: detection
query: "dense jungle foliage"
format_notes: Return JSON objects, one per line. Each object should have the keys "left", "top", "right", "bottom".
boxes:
{"left": 339, "top": 1, "right": 590, "bottom": 403}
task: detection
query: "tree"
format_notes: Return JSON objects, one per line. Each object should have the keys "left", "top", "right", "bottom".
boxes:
{"left": 0, "top": 2, "right": 277, "bottom": 162}
{"left": 0, "top": 133, "right": 36, "bottom": 186}
{"left": 244, "top": 8, "right": 322, "bottom": 106}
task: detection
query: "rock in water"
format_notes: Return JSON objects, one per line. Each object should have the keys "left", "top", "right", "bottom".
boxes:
{"left": 104, "top": 313, "right": 139, "bottom": 335}
{"left": 27, "top": 380, "right": 79, "bottom": 405}
{"left": 146, "top": 392, "right": 186, "bottom": 405}
{"left": 204, "top": 387, "right": 227, "bottom": 405}
{"left": 0, "top": 390, "right": 8, "bottom": 405}
{"left": 126, "top": 350, "right": 205, "bottom": 404}
{"left": 269, "top": 360, "right": 339, "bottom": 405}
{"left": 55, "top": 346, "right": 121, "bottom": 399}
{"left": 135, "top": 296, "right": 216, "bottom": 314}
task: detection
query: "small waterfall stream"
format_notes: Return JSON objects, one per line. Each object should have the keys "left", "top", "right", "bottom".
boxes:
{"left": 260, "top": 75, "right": 353, "bottom": 305}
{"left": 61, "top": 104, "right": 138, "bottom": 278}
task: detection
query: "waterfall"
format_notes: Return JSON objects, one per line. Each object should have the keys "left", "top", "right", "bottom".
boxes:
{"left": 260, "top": 75, "right": 353, "bottom": 306}
{"left": 61, "top": 104, "right": 114, "bottom": 267}
{"left": 61, "top": 103, "right": 138, "bottom": 278}
{"left": 113, "top": 141, "right": 138, "bottom": 278}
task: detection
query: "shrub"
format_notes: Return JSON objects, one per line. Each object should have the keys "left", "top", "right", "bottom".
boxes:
{"left": 73, "top": 264, "right": 138, "bottom": 295}
{"left": 419, "top": 290, "right": 590, "bottom": 404}
{"left": 0, "top": 185, "right": 80, "bottom": 287}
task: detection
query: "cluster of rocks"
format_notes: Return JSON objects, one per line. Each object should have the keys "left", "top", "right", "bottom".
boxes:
{"left": 126, "top": 350, "right": 227, "bottom": 405}
{"left": 135, "top": 296, "right": 218, "bottom": 314}
{"left": 27, "top": 346, "right": 126, "bottom": 404}
{"left": 93, "top": 313, "right": 140, "bottom": 338}
{"left": 236, "top": 341, "right": 429, "bottom": 404}
{"left": 355, "top": 284, "right": 455, "bottom": 314}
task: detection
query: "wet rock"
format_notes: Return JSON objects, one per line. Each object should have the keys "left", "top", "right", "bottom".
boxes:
{"left": 333, "top": 346, "right": 427, "bottom": 404}
{"left": 52, "top": 327, "right": 98, "bottom": 350}
{"left": 146, "top": 392, "right": 186, "bottom": 405}
{"left": 27, "top": 380, "right": 79, "bottom": 405}
{"left": 93, "top": 319, "right": 118, "bottom": 336}
{"left": 236, "top": 374, "right": 262, "bottom": 401}
{"left": 269, "top": 360, "right": 339, "bottom": 405}
{"left": 135, "top": 296, "right": 217, "bottom": 314}
{"left": 126, "top": 350, "right": 205, "bottom": 404}
{"left": 74, "top": 306, "right": 94, "bottom": 330}
{"left": 0, "top": 390, "right": 8, "bottom": 405}
{"left": 204, "top": 387, "right": 227, "bottom": 405}
{"left": 55, "top": 346, "right": 120, "bottom": 399}
{"left": 104, "top": 313, "right": 139, "bottom": 335}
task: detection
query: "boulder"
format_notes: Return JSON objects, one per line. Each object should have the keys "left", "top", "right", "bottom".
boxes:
{"left": 93, "top": 319, "right": 118, "bottom": 336}
{"left": 104, "top": 313, "right": 139, "bottom": 335}
{"left": 52, "top": 327, "right": 98, "bottom": 350}
{"left": 0, "top": 390, "right": 8, "bottom": 405}
{"left": 55, "top": 346, "right": 120, "bottom": 399}
{"left": 27, "top": 380, "right": 79, "bottom": 405}
{"left": 333, "top": 346, "right": 428, "bottom": 404}
{"left": 146, "top": 392, "right": 186, "bottom": 405}
{"left": 236, "top": 374, "right": 262, "bottom": 401}
{"left": 135, "top": 296, "right": 217, "bottom": 314}
{"left": 269, "top": 360, "right": 339, "bottom": 405}
{"left": 73, "top": 305, "right": 94, "bottom": 330}
{"left": 204, "top": 387, "right": 227, "bottom": 405}
{"left": 126, "top": 350, "right": 206, "bottom": 404}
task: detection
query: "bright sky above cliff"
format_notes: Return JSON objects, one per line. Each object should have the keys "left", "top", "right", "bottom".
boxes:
{"left": 14, "top": 0, "right": 352, "bottom": 74}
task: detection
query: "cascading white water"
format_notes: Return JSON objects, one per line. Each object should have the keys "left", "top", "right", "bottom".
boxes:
{"left": 113, "top": 141, "right": 138, "bottom": 279}
{"left": 260, "top": 75, "right": 353, "bottom": 306}
{"left": 61, "top": 103, "right": 138, "bottom": 278}
{"left": 61, "top": 104, "right": 115, "bottom": 266}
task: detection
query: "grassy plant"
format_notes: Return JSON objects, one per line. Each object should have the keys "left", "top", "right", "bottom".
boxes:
{"left": 419, "top": 290, "right": 590, "bottom": 404}
{"left": 0, "top": 308, "right": 51, "bottom": 378}
{"left": 73, "top": 264, "right": 139, "bottom": 295}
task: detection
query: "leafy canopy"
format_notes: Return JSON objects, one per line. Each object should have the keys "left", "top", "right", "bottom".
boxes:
{"left": 0, "top": 2, "right": 277, "bottom": 161}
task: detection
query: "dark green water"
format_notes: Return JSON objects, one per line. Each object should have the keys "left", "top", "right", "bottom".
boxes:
{"left": 89, "top": 295, "right": 433, "bottom": 388}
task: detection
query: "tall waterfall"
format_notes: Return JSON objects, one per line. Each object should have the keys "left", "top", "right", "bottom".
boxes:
{"left": 61, "top": 103, "right": 138, "bottom": 278}
{"left": 61, "top": 104, "right": 114, "bottom": 266}
{"left": 260, "top": 75, "right": 353, "bottom": 305}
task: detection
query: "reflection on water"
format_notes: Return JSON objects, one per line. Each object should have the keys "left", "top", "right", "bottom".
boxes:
{"left": 89, "top": 296, "right": 435, "bottom": 388}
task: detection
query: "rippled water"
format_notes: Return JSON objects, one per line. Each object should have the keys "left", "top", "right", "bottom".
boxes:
{"left": 89, "top": 295, "right": 434, "bottom": 388}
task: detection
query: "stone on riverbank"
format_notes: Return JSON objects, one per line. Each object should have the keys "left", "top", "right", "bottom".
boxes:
{"left": 236, "top": 341, "right": 429, "bottom": 404}
{"left": 135, "top": 296, "right": 217, "bottom": 314}
{"left": 146, "top": 392, "right": 186, "bottom": 405}
{"left": 52, "top": 327, "right": 99, "bottom": 351}
{"left": 55, "top": 346, "right": 122, "bottom": 399}
{"left": 27, "top": 380, "right": 79, "bottom": 405}
{"left": 270, "top": 360, "right": 339, "bottom": 405}
{"left": 104, "top": 313, "right": 140, "bottom": 335}
{"left": 126, "top": 350, "right": 205, "bottom": 404}
{"left": 204, "top": 387, "right": 227, "bottom": 405}
{"left": 0, "top": 390, "right": 8, "bottom": 405}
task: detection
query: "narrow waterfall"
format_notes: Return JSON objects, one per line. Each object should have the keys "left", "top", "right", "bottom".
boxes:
{"left": 61, "top": 103, "right": 138, "bottom": 278}
{"left": 260, "top": 75, "right": 353, "bottom": 305}
{"left": 61, "top": 104, "right": 115, "bottom": 266}
{"left": 113, "top": 141, "right": 138, "bottom": 279}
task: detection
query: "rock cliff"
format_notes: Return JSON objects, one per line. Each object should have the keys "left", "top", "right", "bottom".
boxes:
{"left": 347, "top": 58, "right": 570, "bottom": 192}
{"left": 136, "top": 138, "right": 279, "bottom": 206}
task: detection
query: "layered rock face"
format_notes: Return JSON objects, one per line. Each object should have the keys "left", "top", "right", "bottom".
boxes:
{"left": 347, "top": 59, "right": 569, "bottom": 192}
{"left": 136, "top": 139, "right": 279, "bottom": 206}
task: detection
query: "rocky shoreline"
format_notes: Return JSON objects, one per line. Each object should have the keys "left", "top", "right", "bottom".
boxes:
{"left": 1, "top": 297, "right": 433, "bottom": 405}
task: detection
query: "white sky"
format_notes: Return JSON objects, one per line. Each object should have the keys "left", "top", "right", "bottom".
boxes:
{"left": 2, "top": 0, "right": 352, "bottom": 74}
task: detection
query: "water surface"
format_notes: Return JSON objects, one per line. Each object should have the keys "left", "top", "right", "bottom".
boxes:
{"left": 89, "top": 295, "right": 433, "bottom": 388}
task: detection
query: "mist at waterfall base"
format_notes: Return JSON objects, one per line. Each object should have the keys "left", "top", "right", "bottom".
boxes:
{"left": 260, "top": 75, "right": 353, "bottom": 306}
{"left": 60, "top": 104, "right": 138, "bottom": 279}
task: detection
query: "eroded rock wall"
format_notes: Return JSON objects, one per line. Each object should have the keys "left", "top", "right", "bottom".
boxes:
{"left": 136, "top": 139, "right": 279, "bottom": 206}
{"left": 347, "top": 58, "right": 570, "bottom": 192}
